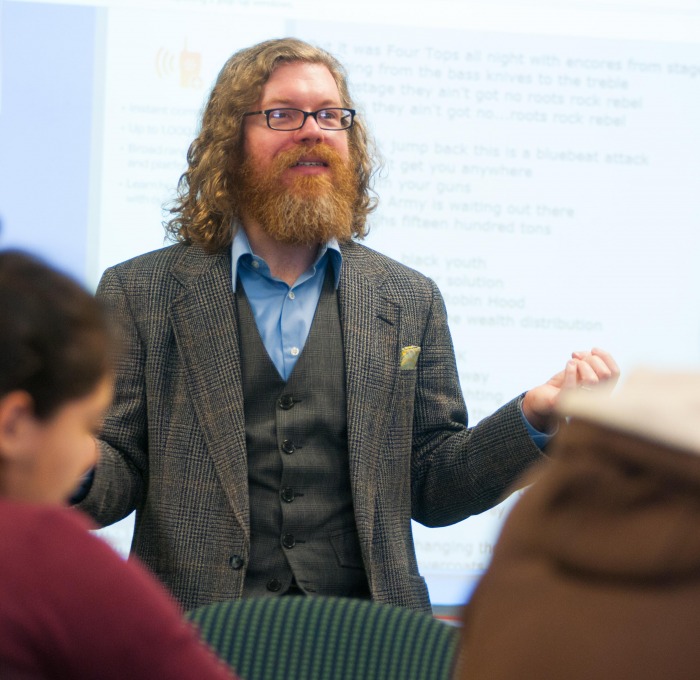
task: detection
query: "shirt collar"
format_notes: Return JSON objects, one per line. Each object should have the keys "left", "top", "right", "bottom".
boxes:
{"left": 231, "top": 225, "right": 342, "bottom": 290}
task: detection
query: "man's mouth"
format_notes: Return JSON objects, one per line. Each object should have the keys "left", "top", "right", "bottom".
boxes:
{"left": 292, "top": 161, "right": 327, "bottom": 167}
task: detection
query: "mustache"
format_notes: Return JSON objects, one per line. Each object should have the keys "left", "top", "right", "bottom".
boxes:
{"left": 271, "top": 144, "right": 345, "bottom": 175}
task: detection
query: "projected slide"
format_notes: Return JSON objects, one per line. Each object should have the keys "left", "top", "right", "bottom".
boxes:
{"left": 1, "top": 0, "right": 699, "bottom": 610}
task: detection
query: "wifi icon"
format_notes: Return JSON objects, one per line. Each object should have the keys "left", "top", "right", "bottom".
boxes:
{"left": 155, "top": 47, "right": 176, "bottom": 78}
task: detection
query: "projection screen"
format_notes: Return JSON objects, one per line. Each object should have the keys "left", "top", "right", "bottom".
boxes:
{"left": 1, "top": 0, "right": 699, "bottom": 615}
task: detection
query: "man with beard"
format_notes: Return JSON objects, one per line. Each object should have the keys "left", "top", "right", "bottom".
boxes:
{"left": 76, "top": 38, "right": 618, "bottom": 613}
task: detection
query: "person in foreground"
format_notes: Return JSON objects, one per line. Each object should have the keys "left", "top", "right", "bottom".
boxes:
{"left": 456, "top": 368, "right": 700, "bottom": 680}
{"left": 75, "top": 37, "right": 619, "bottom": 612}
{"left": 0, "top": 251, "right": 236, "bottom": 680}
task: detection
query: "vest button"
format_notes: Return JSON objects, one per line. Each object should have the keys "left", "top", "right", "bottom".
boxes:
{"left": 281, "top": 487, "right": 295, "bottom": 503}
{"left": 282, "top": 533, "right": 296, "bottom": 549}
{"left": 228, "top": 555, "right": 244, "bottom": 570}
{"left": 281, "top": 439, "right": 295, "bottom": 454}
{"left": 266, "top": 578, "right": 282, "bottom": 592}
{"left": 278, "top": 394, "right": 295, "bottom": 410}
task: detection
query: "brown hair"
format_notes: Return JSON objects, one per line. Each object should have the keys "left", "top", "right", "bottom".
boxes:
{"left": 0, "top": 250, "right": 111, "bottom": 419}
{"left": 164, "top": 37, "right": 381, "bottom": 252}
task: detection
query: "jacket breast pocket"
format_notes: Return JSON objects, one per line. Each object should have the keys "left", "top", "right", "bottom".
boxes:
{"left": 393, "top": 367, "right": 418, "bottom": 422}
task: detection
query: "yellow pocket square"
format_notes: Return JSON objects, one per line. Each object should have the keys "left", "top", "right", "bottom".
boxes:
{"left": 400, "top": 345, "right": 421, "bottom": 370}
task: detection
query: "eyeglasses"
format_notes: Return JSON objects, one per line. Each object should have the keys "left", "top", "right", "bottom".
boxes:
{"left": 243, "top": 108, "right": 356, "bottom": 131}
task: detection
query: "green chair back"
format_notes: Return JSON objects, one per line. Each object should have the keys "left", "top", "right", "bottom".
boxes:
{"left": 186, "top": 596, "right": 460, "bottom": 680}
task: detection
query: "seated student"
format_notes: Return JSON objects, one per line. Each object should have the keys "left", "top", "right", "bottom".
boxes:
{"left": 456, "top": 369, "right": 700, "bottom": 680}
{"left": 0, "top": 250, "right": 236, "bottom": 680}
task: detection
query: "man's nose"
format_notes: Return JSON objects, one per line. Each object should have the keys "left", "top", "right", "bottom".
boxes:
{"left": 292, "top": 113, "right": 324, "bottom": 144}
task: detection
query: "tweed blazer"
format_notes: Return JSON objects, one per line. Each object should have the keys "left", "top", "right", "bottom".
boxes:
{"left": 79, "top": 240, "right": 542, "bottom": 612}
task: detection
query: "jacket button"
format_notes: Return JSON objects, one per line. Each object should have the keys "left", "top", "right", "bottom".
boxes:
{"left": 228, "top": 555, "right": 244, "bottom": 570}
{"left": 278, "top": 394, "right": 295, "bottom": 410}
{"left": 282, "top": 534, "right": 296, "bottom": 549}
{"left": 266, "top": 578, "right": 282, "bottom": 592}
{"left": 281, "top": 439, "right": 295, "bottom": 454}
{"left": 281, "top": 487, "right": 295, "bottom": 503}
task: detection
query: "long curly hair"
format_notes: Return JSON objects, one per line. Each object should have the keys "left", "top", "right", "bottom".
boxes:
{"left": 165, "top": 37, "right": 381, "bottom": 252}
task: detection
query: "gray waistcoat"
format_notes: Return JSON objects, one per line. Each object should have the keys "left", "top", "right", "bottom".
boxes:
{"left": 237, "top": 272, "right": 369, "bottom": 597}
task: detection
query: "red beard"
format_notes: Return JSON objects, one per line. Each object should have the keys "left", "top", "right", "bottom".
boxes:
{"left": 236, "top": 144, "right": 359, "bottom": 245}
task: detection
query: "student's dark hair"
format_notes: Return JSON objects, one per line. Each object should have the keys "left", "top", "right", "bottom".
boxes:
{"left": 0, "top": 250, "right": 110, "bottom": 419}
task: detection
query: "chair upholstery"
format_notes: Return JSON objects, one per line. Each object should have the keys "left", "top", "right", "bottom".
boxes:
{"left": 186, "top": 596, "right": 460, "bottom": 680}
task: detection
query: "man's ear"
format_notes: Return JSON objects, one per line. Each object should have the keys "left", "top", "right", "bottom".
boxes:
{"left": 0, "top": 391, "right": 37, "bottom": 462}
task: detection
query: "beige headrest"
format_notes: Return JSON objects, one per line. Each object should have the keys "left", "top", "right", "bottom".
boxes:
{"left": 557, "top": 367, "right": 700, "bottom": 455}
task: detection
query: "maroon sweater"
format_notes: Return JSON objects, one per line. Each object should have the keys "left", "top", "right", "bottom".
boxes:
{"left": 0, "top": 500, "right": 236, "bottom": 680}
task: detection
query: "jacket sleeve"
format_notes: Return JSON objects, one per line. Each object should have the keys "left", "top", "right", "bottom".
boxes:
{"left": 77, "top": 266, "right": 148, "bottom": 526}
{"left": 410, "top": 278, "right": 544, "bottom": 527}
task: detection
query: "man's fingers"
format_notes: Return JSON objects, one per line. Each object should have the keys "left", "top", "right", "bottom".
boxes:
{"left": 563, "top": 360, "right": 578, "bottom": 390}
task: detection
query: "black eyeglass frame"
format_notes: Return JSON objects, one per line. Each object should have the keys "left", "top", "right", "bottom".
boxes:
{"left": 243, "top": 107, "right": 356, "bottom": 131}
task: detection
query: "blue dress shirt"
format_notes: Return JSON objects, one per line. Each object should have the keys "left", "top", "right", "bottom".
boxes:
{"left": 231, "top": 228, "right": 342, "bottom": 381}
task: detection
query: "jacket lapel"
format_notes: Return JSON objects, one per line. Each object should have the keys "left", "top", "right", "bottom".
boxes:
{"left": 169, "top": 247, "right": 250, "bottom": 537}
{"left": 338, "top": 243, "right": 401, "bottom": 558}
{"left": 163, "top": 243, "right": 402, "bottom": 548}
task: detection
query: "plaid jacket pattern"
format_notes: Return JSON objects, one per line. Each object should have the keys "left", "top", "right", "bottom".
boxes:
{"left": 80, "top": 240, "right": 542, "bottom": 612}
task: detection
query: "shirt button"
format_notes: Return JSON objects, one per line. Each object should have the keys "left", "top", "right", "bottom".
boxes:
{"left": 251, "top": 260, "right": 260, "bottom": 269}
{"left": 281, "top": 440, "right": 295, "bottom": 454}
{"left": 228, "top": 555, "right": 244, "bottom": 570}
{"left": 278, "top": 394, "right": 295, "bottom": 410}
{"left": 282, "top": 534, "right": 296, "bottom": 549}
{"left": 290, "top": 347, "right": 299, "bottom": 357}
{"left": 281, "top": 487, "right": 295, "bottom": 503}
{"left": 266, "top": 579, "right": 282, "bottom": 592}
{"left": 288, "top": 291, "right": 295, "bottom": 300}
